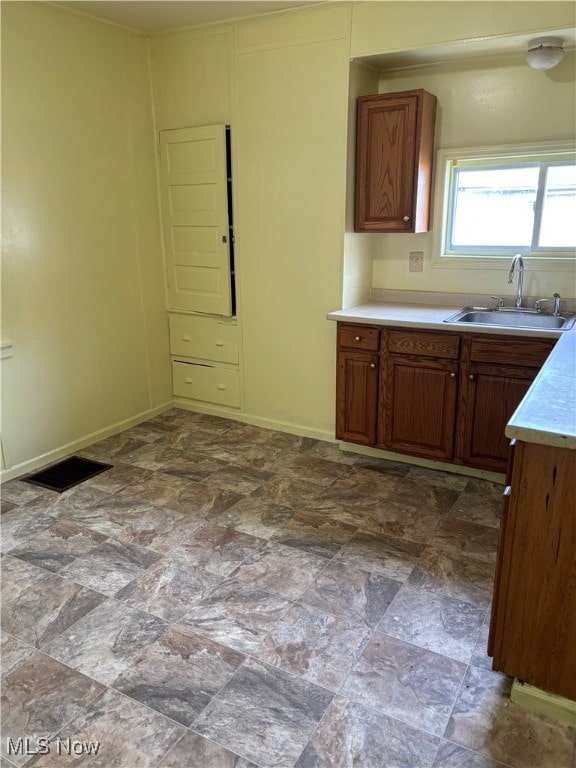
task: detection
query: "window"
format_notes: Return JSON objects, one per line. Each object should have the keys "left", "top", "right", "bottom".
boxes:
{"left": 438, "top": 145, "right": 576, "bottom": 260}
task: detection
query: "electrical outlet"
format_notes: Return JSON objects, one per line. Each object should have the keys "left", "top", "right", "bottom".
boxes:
{"left": 409, "top": 251, "right": 424, "bottom": 272}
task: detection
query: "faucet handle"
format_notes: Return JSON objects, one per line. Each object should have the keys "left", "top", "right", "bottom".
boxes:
{"left": 535, "top": 298, "right": 548, "bottom": 312}
{"left": 491, "top": 296, "right": 504, "bottom": 309}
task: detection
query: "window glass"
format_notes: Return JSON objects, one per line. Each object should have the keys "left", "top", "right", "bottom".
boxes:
{"left": 538, "top": 165, "right": 576, "bottom": 248}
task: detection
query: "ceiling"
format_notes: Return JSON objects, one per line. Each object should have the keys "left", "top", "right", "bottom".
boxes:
{"left": 53, "top": 1, "right": 323, "bottom": 34}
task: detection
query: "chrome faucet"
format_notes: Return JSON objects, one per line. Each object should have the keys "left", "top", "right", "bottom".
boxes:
{"left": 508, "top": 254, "right": 524, "bottom": 309}
{"left": 553, "top": 292, "right": 561, "bottom": 316}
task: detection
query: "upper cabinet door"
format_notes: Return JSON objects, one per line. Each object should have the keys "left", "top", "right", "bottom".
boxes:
{"left": 160, "top": 125, "right": 232, "bottom": 316}
{"left": 355, "top": 90, "right": 436, "bottom": 233}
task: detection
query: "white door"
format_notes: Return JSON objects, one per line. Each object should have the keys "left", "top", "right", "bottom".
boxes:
{"left": 159, "top": 125, "right": 232, "bottom": 316}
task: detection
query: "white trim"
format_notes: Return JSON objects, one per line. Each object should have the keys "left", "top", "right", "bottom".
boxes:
{"left": 511, "top": 679, "right": 576, "bottom": 727}
{"left": 432, "top": 140, "right": 576, "bottom": 271}
{"left": 0, "top": 401, "right": 173, "bottom": 482}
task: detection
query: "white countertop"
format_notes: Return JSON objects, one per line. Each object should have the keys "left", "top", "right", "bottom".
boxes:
{"left": 327, "top": 295, "right": 576, "bottom": 450}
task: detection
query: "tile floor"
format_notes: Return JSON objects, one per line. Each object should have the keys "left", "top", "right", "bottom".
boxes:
{"left": 1, "top": 408, "right": 574, "bottom": 768}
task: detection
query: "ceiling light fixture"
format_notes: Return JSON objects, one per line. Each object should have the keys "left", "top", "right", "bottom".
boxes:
{"left": 526, "top": 36, "right": 565, "bottom": 70}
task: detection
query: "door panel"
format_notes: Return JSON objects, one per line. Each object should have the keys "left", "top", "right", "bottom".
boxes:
{"left": 160, "top": 125, "right": 232, "bottom": 316}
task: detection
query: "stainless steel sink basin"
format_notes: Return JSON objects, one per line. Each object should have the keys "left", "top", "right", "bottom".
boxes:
{"left": 444, "top": 307, "right": 576, "bottom": 331}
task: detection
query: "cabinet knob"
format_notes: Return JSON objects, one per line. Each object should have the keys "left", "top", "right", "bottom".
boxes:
{"left": 184, "top": 377, "right": 193, "bottom": 384}
{"left": 370, "top": 363, "right": 376, "bottom": 369}
{"left": 355, "top": 336, "right": 361, "bottom": 342}
{"left": 469, "top": 374, "right": 475, "bottom": 381}
{"left": 215, "top": 340, "right": 224, "bottom": 347}
{"left": 217, "top": 383, "right": 226, "bottom": 390}
{"left": 403, "top": 216, "right": 410, "bottom": 222}
{"left": 449, "top": 372, "right": 456, "bottom": 378}
{"left": 182, "top": 336, "right": 191, "bottom": 342}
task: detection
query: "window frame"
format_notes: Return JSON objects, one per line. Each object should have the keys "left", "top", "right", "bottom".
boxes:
{"left": 433, "top": 141, "right": 576, "bottom": 270}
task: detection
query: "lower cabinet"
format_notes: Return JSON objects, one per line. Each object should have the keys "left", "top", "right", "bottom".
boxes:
{"left": 169, "top": 312, "right": 241, "bottom": 410}
{"left": 488, "top": 440, "right": 576, "bottom": 700}
{"left": 335, "top": 323, "right": 555, "bottom": 473}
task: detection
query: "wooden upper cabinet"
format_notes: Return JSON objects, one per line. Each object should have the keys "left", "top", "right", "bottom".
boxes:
{"left": 355, "top": 89, "right": 437, "bottom": 233}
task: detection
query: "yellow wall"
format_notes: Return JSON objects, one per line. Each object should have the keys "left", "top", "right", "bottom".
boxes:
{"left": 372, "top": 52, "right": 576, "bottom": 298}
{"left": 1, "top": 3, "right": 170, "bottom": 476}
{"left": 3, "top": 1, "right": 576, "bottom": 471}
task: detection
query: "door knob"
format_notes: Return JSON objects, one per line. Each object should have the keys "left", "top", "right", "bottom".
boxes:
{"left": 370, "top": 363, "right": 376, "bottom": 369}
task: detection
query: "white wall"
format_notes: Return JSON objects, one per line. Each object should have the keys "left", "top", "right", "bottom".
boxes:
{"left": 1, "top": 3, "right": 170, "bottom": 476}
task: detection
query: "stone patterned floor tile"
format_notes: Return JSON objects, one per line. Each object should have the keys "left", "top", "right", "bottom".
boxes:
{"left": 215, "top": 496, "right": 295, "bottom": 539}
{"left": 470, "top": 620, "right": 494, "bottom": 671}
{"left": 53, "top": 494, "right": 161, "bottom": 538}
{"left": 116, "top": 557, "right": 223, "bottom": 623}
{"left": 294, "top": 695, "right": 440, "bottom": 768}
{"left": 0, "top": 631, "right": 36, "bottom": 678}
{"left": 404, "top": 465, "right": 469, "bottom": 490}
{"left": 300, "top": 441, "right": 358, "bottom": 465}
{"left": 58, "top": 540, "right": 162, "bottom": 597}
{"left": 203, "top": 464, "right": 274, "bottom": 495}
{"left": 9, "top": 521, "right": 107, "bottom": 573}
{"left": 407, "top": 547, "right": 495, "bottom": 608}
{"left": 114, "top": 504, "right": 207, "bottom": 553}
{"left": 112, "top": 626, "right": 245, "bottom": 726}
{"left": 1, "top": 653, "right": 104, "bottom": 766}
{"left": 43, "top": 599, "right": 167, "bottom": 685}
{"left": 377, "top": 585, "right": 486, "bottom": 663}
{"left": 341, "top": 633, "right": 466, "bottom": 736}
{"left": 270, "top": 510, "right": 358, "bottom": 559}
{"left": 429, "top": 517, "right": 500, "bottom": 564}
{"left": 79, "top": 433, "right": 148, "bottom": 461}
{"left": 386, "top": 477, "right": 460, "bottom": 515}
{"left": 24, "top": 688, "right": 185, "bottom": 768}
{"left": 1, "top": 556, "right": 106, "bottom": 649}
{"left": 448, "top": 479, "right": 504, "bottom": 529}
{"left": 251, "top": 475, "right": 327, "bottom": 510}
{"left": 192, "top": 658, "right": 334, "bottom": 768}
{"left": 0, "top": 481, "right": 58, "bottom": 507}
{"left": 118, "top": 473, "right": 242, "bottom": 517}
{"left": 445, "top": 665, "right": 575, "bottom": 768}
{"left": 432, "top": 741, "right": 512, "bottom": 768}
{"left": 255, "top": 602, "right": 371, "bottom": 690}
{"left": 278, "top": 455, "right": 349, "bottom": 486}
{"left": 336, "top": 531, "right": 425, "bottom": 581}
{"left": 305, "top": 493, "right": 394, "bottom": 527}
{"left": 230, "top": 541, "right": 329, "bottom": 600}
{"left": 300, "top": 560, "right": 401, "bottom": 628}
{"left": 157, "top": 731, "right": 258, "bottom": 767}
{"left": 82, "top": 462, "right": 155, "bottom": 494}
{"left": 320, "top": 469, "right": 402, "bottom": 502}
{"left": 357, "top": 498, "right": 445, "bottom": 543}
{"left": 171, "top": 523, "right": 266, "bottom": 576}
{"left": 0, "top": 507, "right": 56, "bottom": 554}
{"left": 180, "top": 578, "right": 292, "bottom": 653}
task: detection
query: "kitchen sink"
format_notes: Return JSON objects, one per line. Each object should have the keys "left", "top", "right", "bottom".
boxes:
{"left": 444, "top": 307, "right": 576, "bottom": 331}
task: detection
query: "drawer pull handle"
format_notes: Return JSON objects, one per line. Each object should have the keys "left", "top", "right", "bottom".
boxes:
{"left": 355, "top": 336, "right": 361, "bottom": 342}
{"left": 469, "top": 374, "right": 475, "bottom": 381}
{"left": 182, "top": 336, "right": 191, "bottom": 342}
{"left": 403, "top": 215, "right": 410, "bottom": 222}
{"left": 217, "top": 384, "right": 226, "bottom": 391}
{"left": 215, "top": 340, "right": 224, "bottom": 347}
{"left": 370, "top": 363, "right": 376, "bottom": 369}
{"left": 185, "top": 377, "right": 193, "bottom": 384}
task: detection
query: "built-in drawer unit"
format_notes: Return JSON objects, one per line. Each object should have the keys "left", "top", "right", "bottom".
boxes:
{"left": 172, "top": 361, "right": 240, "bottom": 408}
{"left": 338, "top": 323, "right": 380, "bottom": 351}
{"left": 169, "top": 314, "right": 239, "bottom": 364}
{"left": 386, "top": 329, "right": 460, "bottom": 359}
{"left": 469, "top": 336, "right": 553, "bottom": 367}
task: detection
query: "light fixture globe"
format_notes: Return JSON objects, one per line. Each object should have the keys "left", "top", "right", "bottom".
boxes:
{"left": 526, "top": 36, "right": 565, "bottom": 70}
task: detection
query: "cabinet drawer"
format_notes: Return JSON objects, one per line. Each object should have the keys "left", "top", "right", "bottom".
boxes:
{"left": 172, "top": 361, "right": 240, "bottom": 408}
{"left": 470, "top": 337, "right": 554, "bottom": 367}
{"left": 386, "top": 330, "right": 460, "bottom": 359}
{"left": 338, "top": 324, "right": 380, "bottom": 351}
{"left": 169, "top": 314, "right": 239, "bottom": 365}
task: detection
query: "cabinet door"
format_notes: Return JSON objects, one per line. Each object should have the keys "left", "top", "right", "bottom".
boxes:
{"left": 379, "top": 355, "right": 458, "bottom": 459}
{"left": 336, "top": 350, "right": 378, "bottom": 445}
{"left": 159, "top": 125, "right": 232, "bottom": 316}
{"left": 457, "top": 362, "right": 537, "bottom": 472}
{"left": 355, "top": 90, "right": 436, "bottom": 233}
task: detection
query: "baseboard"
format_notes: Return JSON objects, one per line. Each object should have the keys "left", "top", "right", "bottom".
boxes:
{"left": 0, "top": 402, "right": 173, "bottom": 483}
{"left": 511, "top": 679, "right": 576, "bottom": 727}
{"left": 173, "top": 399, "right": 335, "bottom": 443}
{"left": 339, "top": 441, "right": 506, "bottom": 483}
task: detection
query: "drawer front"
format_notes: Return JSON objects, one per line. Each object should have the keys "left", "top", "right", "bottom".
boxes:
{"left": 169, "top": 314, "right": 239, "bottom": 365}
{"left": 173, "top": 362, "right": 240, "bottom": 408}
{"left": 470, "top": 337, "right": 554, "bottom": 367}
{"left": 386, "top": 329, "right": 460, "bottom": 359}
{"left": 338, "top": 323, "right": 380, "bottom": 351}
